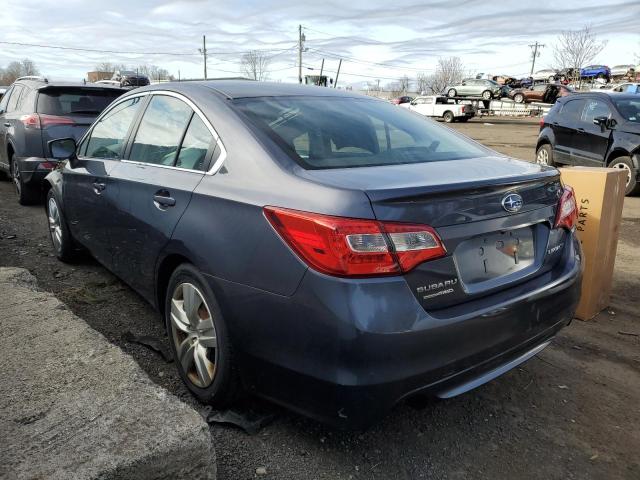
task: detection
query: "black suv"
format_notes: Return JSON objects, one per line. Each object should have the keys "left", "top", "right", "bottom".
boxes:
{"left": 0, "top": 77, "right": 124, "bottom": 203}
{"left": 536, "top": 92, "right": 640, "bottom": 195}
{"left": 111, "top": 70, "right": 150, "bottom": 88}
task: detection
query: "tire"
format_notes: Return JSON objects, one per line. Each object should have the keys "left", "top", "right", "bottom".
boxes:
{"left": 608, "top": 156, "right": 640, "bottom": 196}
{"left": 46, "top": 189, "right": 78, "bottom": 262}
{"left": 481, "top": 90, "right": 492, "bottom": 100}
{"left": 447, "top": 88, "right": 457, "bottom": 97}
{"left": 12, "top": 157, "right": 40, "bottom": 205}
{"left": 443, "top": 111, "right": 454, "bottom": 123}
{"left": 514, "top": 93, "right": 525, "bottom": 103}
{"left": 536, "top": 144, "right": 555, "bottom": 167}
{"left": 165, "top": 263, "right": 241, "bottom": 408}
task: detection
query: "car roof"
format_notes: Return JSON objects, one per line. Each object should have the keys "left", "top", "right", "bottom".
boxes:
{"left": 559, "top": 92, "right": 639, "bottom": 102}
{"left": 15, "top": 78, "right": 124, "bottom": 91}
{"left": 127, "top": 80, "right": 367, "bottom": 100}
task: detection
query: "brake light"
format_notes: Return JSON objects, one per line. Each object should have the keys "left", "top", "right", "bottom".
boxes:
{"left": 264, "top": 207, "right": 446, "bottom": 277}
{"left": 539, "top": 117, "right": 545, "bottom": 127}
{"left": 20, "top": 114, "right": 75, "bottom": 129}
{"left": 554, "top": 186, "right": 578, "bottom": 230}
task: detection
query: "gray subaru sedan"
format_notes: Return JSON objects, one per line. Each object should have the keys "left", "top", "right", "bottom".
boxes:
{"left": 44, "top": 81, "right": 582, "bottom": 428}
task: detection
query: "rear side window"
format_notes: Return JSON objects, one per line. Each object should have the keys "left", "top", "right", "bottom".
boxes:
{"left": 559, "top": 99, "right": 585, "bottom": 121}
{"left": 234, "top": 96, "right": 488, "bottom": 169}
{"left": 37, "top": 88, "right": 123, "bottom": 116}
{"left": 18, "top": 88, "right": 37, "bottom": 112}
{"left": 6, "top": 85, "right": 24, "bottom": 112}
{"left": 84, "top": 97, "right": 143, "bottom": 159}
{"left": 129, "top": 95, "right": 193, "bottom": 166}
{"left": 176, "top": 114, "right": 213, "bottom": 171}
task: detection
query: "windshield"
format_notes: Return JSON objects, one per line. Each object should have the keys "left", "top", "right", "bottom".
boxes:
{"left": 37, "top": 88, "right": 123, "bottom": 115}
{"left": 613, "top": 98, "right": 640, "bottom": 123}
{"left": 233, "top": 96, "right": 489, "bottom": 169}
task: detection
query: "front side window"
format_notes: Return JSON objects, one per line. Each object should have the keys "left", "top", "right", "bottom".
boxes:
{"left": 85, "top": 96, "right": 143, "bottom": 159}
{"left": 0, "top": 87, "right": 12, "bottom": 111}
{"left": 129, "top": 95, "right": 193, "bottom": 166}
{"left": 613, "top": 99, "right": 640, "bottom": 123}
{"left": 233, "top": 96, "right": 489, "bottom": 170}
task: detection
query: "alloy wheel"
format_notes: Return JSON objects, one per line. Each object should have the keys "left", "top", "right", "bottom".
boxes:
{"left": 536, "top": 148, "right": 549, "bottom": 165}
{"left": 48, "top": 197, "right": 63, "bottom": 252}
{"left": 611, "top": 162, "right": 632, "bottom": 186}
{"left": 12, "top": 160, "right": 21, "bottom": 196}
{"left": 170, "top": 282, "right": 218, "bottom": 388}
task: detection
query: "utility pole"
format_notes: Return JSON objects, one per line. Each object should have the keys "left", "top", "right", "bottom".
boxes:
{"left": 298, "top": 25, "right": 305, "bottom": 84}
{"left": 528, "top": 42, "right": 545, "bottom": 77}
{"left": 319, "top": 59, "right": 324, "bottom": 78}
{"left": 199, "top": 35, "right": 208, "bottom": 80}
{"left": 334, "top": 59, "right": 342, "bottom": 88}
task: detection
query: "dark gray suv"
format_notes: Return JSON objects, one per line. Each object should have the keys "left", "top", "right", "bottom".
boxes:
{"left": 0, "top": 77, "right": 124, "bottom": 204}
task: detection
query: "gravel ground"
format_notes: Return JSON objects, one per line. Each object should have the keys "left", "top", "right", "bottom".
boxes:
{"left": 1, "top": 117, "right": 639, "bottom": 479}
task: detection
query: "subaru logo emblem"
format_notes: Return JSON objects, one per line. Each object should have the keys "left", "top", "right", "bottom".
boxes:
{"left": 501, "top": 192, "right": 523, "bottom": 213}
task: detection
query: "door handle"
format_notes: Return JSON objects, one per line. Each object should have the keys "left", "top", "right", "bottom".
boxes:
{"left": 153, "top": 192, "right": 176, "bottom": 208}
{"left": 3, "top": 123, "right": 10, "bottom": 127}
{"left": 92, "top": 181, "right": 106, "bottom": 194}
{"left": 576, "top": 127, "right": 585, "bottom": 133}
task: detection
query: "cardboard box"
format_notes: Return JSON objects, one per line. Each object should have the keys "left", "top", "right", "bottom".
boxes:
{"left": 559, "top": 167, "right": 627, "bottom": 320}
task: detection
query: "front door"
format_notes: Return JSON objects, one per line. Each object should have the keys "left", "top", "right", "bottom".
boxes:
{"left": 108, "top": 94, "right": 214, "bottom": 301}
{"left": 64, "top": 95, "right": 145, "bottom": 266}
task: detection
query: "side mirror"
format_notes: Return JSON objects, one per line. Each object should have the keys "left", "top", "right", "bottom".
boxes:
{"left": 48, "top": 138, "right": 78, "bottom": 163}
{"left": 607, "top": 118, "right": 617, "bottom": 129}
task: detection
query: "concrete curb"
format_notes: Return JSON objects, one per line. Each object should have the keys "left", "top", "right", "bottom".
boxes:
{"left": 0, "top": 268, "right": 216, "bottom": 480}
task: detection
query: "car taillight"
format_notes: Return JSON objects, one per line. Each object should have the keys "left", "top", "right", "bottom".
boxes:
{"left": 539, "top": 117, "right": 545, "bottom": 127}
{"left": 20, "top": 114, "right": 75, "bottom": 129}
{"left": 264, "top": 207, "right": 446, "bottom": 277}
{"left": 554, "top": 186, "right": 578, "bottom": 231}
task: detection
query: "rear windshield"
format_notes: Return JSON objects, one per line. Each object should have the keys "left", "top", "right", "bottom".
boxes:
{"left": 37, "top": 88, "right": 123, "bottom": 116}
{"left": 233, "top": 96, "right": 489, "bottom": 169}
{"left": 613, "top": 98, "right": 640, "bottom": 123}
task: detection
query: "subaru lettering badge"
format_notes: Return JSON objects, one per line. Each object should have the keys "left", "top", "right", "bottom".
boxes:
{"left": 501, "top": 192, "right": 523, "bottom": 213}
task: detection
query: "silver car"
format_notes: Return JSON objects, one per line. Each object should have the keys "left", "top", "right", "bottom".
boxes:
{"left": 445, "top": 78, "right": 502, "bottom": 100}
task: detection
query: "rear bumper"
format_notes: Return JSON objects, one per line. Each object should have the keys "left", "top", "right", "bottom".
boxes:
{"left": 207, "top": 233, "right": 582, "bottom": 429}
{"left": 15, "top": 157, "right": 58, "bottom": 185}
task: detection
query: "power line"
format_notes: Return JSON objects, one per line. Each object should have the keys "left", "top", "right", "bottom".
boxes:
{"left": 306, "top": 47, "right": 435, "bottom": 73}
{"left": 0, "top": 40, "right": 297, "bottom": 57}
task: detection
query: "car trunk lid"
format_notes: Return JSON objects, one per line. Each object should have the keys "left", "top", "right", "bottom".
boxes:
{"left": 297, "top": 156, "right": 564, "bottom": 310}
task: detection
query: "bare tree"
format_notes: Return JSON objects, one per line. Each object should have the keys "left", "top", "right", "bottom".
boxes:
{"left": 94, "top": 62, "right": 127, "bottom": 73}
{"left": 0, "top": 58, "right": 40, "bottom": 84}
{"left": 398, "top": 75, "right": 410, "bottom": 94}
{"left": 240, "top": 50, "right": 271, "bottom": 81}
{"left": 422, "top": 57, "right": 465, "bottom": 94}
{"left": 416, "top": 73, "right": 429, "bottom": 94}
{"left": 553, "top": 26, "right": 607, "bottom": 84}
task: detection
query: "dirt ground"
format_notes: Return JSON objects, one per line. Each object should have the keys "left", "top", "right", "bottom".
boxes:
{"left": 1, "top": 117, "right": 638, "bottom": 480}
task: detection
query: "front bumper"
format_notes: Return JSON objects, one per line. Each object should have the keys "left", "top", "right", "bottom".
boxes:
{"left": 207, "top": 233, "right": 582, "bottom": 429}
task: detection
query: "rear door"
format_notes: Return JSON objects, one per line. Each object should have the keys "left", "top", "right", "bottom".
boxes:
{"left": 108, "top": 93, "right": 215, "bottom": 300}
{"left": 64, "top": 95, "right": 144, "bottom": 265}
{"left": 551, "top": 98, "right": 586, "bottom": 165}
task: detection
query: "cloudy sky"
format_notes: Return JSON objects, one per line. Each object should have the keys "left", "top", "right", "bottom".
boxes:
{"left": 0, "top": 0, "right": 638, "bottom": 87}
